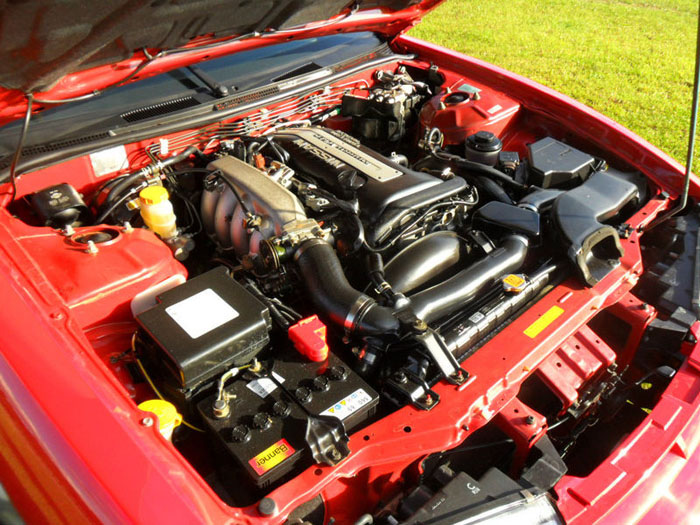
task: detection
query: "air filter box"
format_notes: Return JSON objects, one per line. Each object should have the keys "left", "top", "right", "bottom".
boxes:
{"left": 136, "top": 266, "right": 271, "bottom": 403}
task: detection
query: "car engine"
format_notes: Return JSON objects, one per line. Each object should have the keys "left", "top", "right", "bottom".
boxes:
{"left": 14, "top": 59, "right": 662, "bottom": 522}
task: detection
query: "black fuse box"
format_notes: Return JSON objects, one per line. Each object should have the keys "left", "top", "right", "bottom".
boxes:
{"left": 197, "top": 350, "right": 379, "bottom": 489}
{"left": 528, "top": 137, "right": 595, "bottom": 189}
{"left": 136, "top": 266, "right": 271, "bottom": 403}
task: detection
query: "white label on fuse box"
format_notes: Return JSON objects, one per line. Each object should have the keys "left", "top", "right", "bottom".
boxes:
{"left": 321, "top": 388, "right": 373, "bottom": 421}
{"left": 165, "top": 288, "right": 238, "bottom": 339}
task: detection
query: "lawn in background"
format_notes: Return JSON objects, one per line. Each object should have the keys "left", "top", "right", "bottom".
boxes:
{"left": 411, "top": 0, "right": 699, "bottom": 172}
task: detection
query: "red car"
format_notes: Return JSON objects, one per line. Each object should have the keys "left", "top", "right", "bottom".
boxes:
{"left": 0, "top": 1, "right": 698, "bottom": 524}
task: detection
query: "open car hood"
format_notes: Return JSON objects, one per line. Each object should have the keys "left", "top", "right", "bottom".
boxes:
{"left": 0, "top": 0, "right": 442, "bottom": 122}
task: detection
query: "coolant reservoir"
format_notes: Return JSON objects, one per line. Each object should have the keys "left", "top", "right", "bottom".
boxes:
{"left": 139, "top": 186, "right": 178, "bottom": 239}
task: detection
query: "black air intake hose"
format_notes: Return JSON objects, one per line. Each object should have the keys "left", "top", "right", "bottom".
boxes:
{"left": 295, "top": 239, "right": 400, "bottom": 336}
{"left": 551, "top": 170, "right": 639, "bottom": 286}
{"left": 296, "top": 236, "right": 528, "bottom": 334}
{"left": 474, "top": 174, "right": 514, "bottom": 205}
{"left": 384, "top": 231, "right": 469, "bottom": 294}
{"left": 408, "top": 235, "right": 529, "bottom": 323}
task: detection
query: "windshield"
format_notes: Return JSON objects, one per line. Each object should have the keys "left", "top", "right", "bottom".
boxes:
{"left": 0, "top": 32, "right": 386, "bottom": 160}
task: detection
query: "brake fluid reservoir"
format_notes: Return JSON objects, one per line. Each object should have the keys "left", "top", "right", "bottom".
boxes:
{"left": 139, "top": 186, "right": 178, "bottom": 239}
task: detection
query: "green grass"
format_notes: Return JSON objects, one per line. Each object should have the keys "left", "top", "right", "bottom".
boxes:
{"left": 411, "top": 0, "right": 699, "bottom": 171}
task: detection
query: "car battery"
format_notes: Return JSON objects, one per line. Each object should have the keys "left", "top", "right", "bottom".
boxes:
{"left": 197, "top": 349, "right": 379, "bottom": 489}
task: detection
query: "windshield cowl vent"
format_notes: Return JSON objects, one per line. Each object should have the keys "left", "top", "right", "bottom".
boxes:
{"left": 214, "top": 86, "right": 281, "bottom": 111}
{"left": 0, "top": 131, "right": 113, "bottom": 169}
{"left": 121, "top": 96, "right": 200, "bottom": 123}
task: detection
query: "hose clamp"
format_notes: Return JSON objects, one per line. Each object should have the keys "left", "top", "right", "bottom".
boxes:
{"left": 292, "top": 237, "right": 326, "bottom": 262}
{"left": 344, "top": 295, "right": 374, "bottom": 333}
{"left": 518, "top": 203, "right": 539, "bottom": 214}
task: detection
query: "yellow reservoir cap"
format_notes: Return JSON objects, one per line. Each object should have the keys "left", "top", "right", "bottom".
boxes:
{"left": 502, "top": 273, "right": 527, "bottom": 293}
{"left": 139, "top": 185, "right": 169, "bottom": 205}
{"left": 138, "top": 399, "right": 182, "bottom": 440}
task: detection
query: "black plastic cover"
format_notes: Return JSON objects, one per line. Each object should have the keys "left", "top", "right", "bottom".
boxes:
{"left": 401, "top": 466, "right": 550, "bottom": 524}
{"left": 472, "top": 201, "right": 540, "bottom": 238}
{"left": 635, "top": 213, "right": 700, "bottom": 315}
{"left": 552, "top": 170, "right": 639, "bottom": 286}
{"left": 29, "top": 183, "right": 86, "bottom": 227}
{"left": 136, "top": 266, "right": 272, "bottom": 394}
{"left": 528, "top": 137, "right": 596, "bottom": 188}
{"left": 465, "top": 131, "right": 502, "bottom": 166}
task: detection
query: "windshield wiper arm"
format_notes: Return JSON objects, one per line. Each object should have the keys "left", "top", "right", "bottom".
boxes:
{"left": 187, "top": 64, "right": 231, "bottom": 98}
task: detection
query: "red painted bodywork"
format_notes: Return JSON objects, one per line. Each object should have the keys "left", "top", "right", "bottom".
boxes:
{"left": 0, "top": 30, "right": 698, "bottom": 525}
{"left": 537, "top": 324, "right": 618, "bottom": 411}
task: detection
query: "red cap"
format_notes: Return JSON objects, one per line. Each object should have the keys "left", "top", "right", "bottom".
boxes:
{"left": 288, "top": 315, "right": 329, "bottom": 362}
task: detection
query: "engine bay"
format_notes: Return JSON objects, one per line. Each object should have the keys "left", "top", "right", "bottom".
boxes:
{"left": 3, "top": 41, "right": 695, "bottom": 524}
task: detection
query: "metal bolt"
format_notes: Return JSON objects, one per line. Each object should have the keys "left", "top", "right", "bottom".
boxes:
{"left": 62, "top": 225, "right": 75, "bottom": 236}
{"left": 394, "top": 371, "right": 408, "bottom": 384}
{"left": 525, "top": 415, "right": 536, "bottom": 426}
{"left": 212, "top": 399, "right": 230, "bottom": 419}
{"left": 141, "top": 417, "right": 154, "bottom": 427}
{"left": 122, "top": 221, "right": 134, "bottom": 233}
{"left": 412, "top": 319, "right": 428, "bottom": 332}
{"left": 329, "top": 447, "right": 342, "bottom": 462}
{"left": 258, "top": 497, "right": 278, "bottom": 516}
{"left": 85, "top": 240, "right": 99, "bottom": 255}
{"left": 424, "top": 394, "right": 434, "bottom": 406}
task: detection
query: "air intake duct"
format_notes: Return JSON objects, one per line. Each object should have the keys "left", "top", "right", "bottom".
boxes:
{"left": 551, "top": 170, "right": 639, "bottom": 286}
